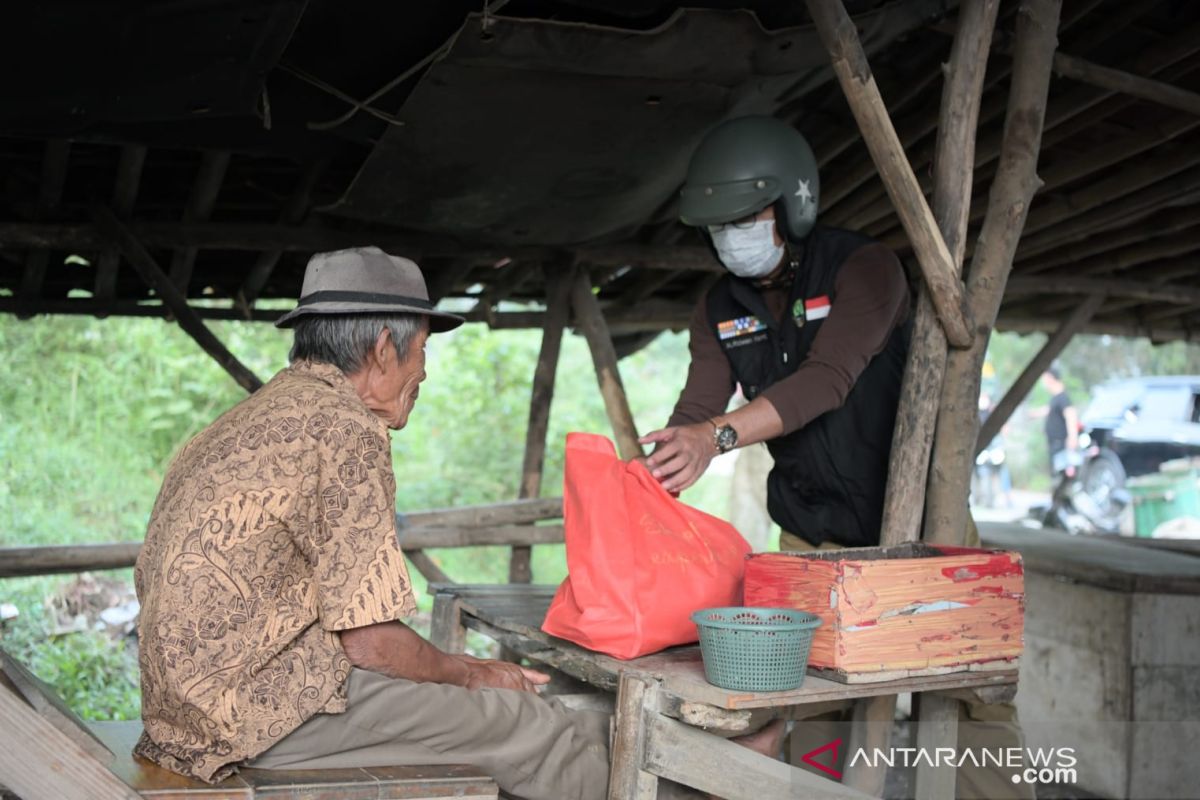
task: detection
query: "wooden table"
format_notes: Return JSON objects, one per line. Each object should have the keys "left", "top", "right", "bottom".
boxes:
{"left": 429, "top": 584, "right": 1019, "bottom": 800}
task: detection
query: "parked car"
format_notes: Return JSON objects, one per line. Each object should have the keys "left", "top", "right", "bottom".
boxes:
{"left": 1075, "top": 376, "right": 1200, "bottom": 526}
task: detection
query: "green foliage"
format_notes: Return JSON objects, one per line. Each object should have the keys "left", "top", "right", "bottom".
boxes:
{"left": 0, "top": 578, "right": 141, "bottom": 721}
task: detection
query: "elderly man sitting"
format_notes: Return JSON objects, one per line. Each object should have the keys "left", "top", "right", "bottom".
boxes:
{"left": 133, "top": 247, "right": 612, "bottom": 800}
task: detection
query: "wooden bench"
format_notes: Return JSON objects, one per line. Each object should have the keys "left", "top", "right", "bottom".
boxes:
{"left": 0, "top": 648, "right": 499, "bottom": 800}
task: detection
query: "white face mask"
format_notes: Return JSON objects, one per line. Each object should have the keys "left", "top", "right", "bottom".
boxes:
{"left": 708, "top": 218, "right": 785, "bottom": 279}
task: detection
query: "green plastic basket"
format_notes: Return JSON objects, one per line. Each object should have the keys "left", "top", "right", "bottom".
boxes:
{"left": 691, "top": 607, "right": 822, "bottom": 692}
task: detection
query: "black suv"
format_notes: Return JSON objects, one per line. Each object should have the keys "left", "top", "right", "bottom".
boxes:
{"left": 1080, "top": 375, "right": 1200, "bottom": 491}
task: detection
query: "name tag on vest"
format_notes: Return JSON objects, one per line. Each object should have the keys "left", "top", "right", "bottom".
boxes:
{"left": 717, "top": 315, "right": 766, "bottom": 341}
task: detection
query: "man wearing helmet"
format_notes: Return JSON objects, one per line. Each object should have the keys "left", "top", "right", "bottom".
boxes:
{"left": 640, "top": 115, "right": 911, "bottom": 552}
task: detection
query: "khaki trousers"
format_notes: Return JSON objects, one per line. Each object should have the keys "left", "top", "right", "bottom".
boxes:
{"left": 248, "top": 668, "right": 704, "bottom": 800}
{"left": 780, "top": 522, "right": 1034, "bottom": 799}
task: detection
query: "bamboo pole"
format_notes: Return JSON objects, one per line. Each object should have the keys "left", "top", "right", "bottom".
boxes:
{"left": 570, "top": 271, "right": 645, "bottom": 460}
{"left": 924, "top": 0, "right": 1063, "bottom": 546}
{"left": 804, "top": 0, "right": 974, "bottom": 349}
{"left": 975, "top": 294, "right": 1103, "bottom": 454}
{"left": 511, "top": 265, "right": 573, "bottom": 586}
{"left": 880, "top": 0, "right": 1001, "bottom": 548}
{"left": 91, "top": 205, "right": 265, "bottom": 394}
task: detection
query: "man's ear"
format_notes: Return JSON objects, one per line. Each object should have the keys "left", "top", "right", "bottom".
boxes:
{"left": 371, "top": 327, "right": 394, "bottom": 371}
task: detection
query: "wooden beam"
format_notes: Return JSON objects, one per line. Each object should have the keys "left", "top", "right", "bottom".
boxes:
{"left": 570, "top": 271, "right": 644, "bottom": 460}
{"left": 881, "top": 0, "right": 1000, "bottom": 548}
{"left": 1052, "top": 50, "right": 1200, "bottom": 117}
{"left": 1017, "top": 203, "right": 1200, "bottom": 274}
{"left": 804, "top": 0, "right": 974, "bottom": 349}
{"left": 94, "top": 145, "right": 147, "bottom": 307}
{"left": 0, "top": 525, "right": 567, "bottom": 581}
{"left": 167, "top": 150, "right": 230, "bottom": 293}
{"left": 924, "top": 0, "right": 1062, "bottom": 546}
{"left": 237, "top": 159, "right": 326, "bottom": 309}
{"left": 1004, "top": 276, "right": 1200, "bottom": 306}
{"left": 976, "top": 293, "right": 1103, "bottom": 453}
{"left": 0, "top": 684, "right": 141, "bottom": 800}
{"left": 0, "top": 222, "right": 721, "bottom": 273}
{"left": 1014, "top": 164, "right": 1200, "bottom": 260}
{"left": 91, "top": 205, "right": 264, "bottom": 394}
{"left": 511, "top": 266, "right": 572, "bottom": 586}
{"left": 18, "top": 139, "right": 71, "bottom": 313}
{"left": 913, "top": 693, "right": 960, "bottom": 800}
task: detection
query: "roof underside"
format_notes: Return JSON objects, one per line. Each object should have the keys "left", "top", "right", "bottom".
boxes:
{"left": 1, "top": 0, "right": 1199, "bottom": 346}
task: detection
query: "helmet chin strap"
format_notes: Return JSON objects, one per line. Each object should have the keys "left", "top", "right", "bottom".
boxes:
{"left": 752, "top": 240, "right": 800, "bottom": 290}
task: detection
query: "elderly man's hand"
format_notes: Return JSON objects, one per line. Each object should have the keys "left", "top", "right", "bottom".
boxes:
{"left": 456, "top": 653, "right": 550, "bottom": 694}
{"left": 638, "top": 422, "right": 717, "bottom": 493}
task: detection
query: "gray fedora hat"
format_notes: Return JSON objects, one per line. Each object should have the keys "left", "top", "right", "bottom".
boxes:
{"left": 275, "top": 246, "right": 465, "bottom": 332}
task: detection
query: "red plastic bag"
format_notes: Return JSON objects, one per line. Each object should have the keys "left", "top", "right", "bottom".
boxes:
{"left": 542, "top": 432, "right": 751, "bottom": 659}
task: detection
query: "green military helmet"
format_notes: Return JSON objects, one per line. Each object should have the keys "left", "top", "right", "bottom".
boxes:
{"left": 679, "top": 115, "right": 820, "bottom": 240}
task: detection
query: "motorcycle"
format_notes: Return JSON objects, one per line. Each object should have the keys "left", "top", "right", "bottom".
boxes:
{"left": 1039, "top": 439, "right": 1130, "bottom": 534}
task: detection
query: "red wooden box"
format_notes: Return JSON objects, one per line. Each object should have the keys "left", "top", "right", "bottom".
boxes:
{"left": 743, "top": 543, "right": 1024, "bottom": 681}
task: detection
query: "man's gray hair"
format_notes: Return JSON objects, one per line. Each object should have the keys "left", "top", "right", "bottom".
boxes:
{"left": 289, "top": 313, "right": 424, "bottom": 373}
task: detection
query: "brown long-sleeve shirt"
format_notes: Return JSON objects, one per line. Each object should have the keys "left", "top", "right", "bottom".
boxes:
{"left": 667, "top": 242, "right": 910, "bottom": 434}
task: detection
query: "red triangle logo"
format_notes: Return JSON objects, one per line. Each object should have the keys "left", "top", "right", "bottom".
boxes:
{"left": 801, "top": 737, "right": 843, "bottom": 780}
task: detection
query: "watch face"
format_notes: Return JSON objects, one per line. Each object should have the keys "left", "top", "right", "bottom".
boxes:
{"left": 716, "top": 425, "right": 738, "bottom": 452}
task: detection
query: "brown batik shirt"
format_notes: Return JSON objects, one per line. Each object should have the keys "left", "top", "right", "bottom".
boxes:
{"left": 134, "top": 360, "right": 416, "bottom": 783}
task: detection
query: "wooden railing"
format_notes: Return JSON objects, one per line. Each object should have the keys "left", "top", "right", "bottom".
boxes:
{"left": 0, "top": 497, "right": 565, "bottom": 583}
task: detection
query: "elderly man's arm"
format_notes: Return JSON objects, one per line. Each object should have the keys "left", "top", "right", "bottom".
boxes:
{"left": 339, "top": 621, "right": 549, "bottom": 693}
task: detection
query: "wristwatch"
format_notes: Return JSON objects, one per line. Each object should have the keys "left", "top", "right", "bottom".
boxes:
{"left": 710, "top": 419, "right": 739, "bottom": 454}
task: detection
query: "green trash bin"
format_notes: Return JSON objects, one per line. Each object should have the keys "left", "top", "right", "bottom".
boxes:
{"left": 1126, "top": 468, "right": 1200, "bottom": 537}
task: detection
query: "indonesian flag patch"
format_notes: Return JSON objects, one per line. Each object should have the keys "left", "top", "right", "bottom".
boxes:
{"left": 804, "top": 295, "right": 831, "bottom": 321}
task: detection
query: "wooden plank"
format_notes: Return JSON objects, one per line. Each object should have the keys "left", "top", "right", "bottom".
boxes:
{"left": 975, "top": 293, "right": 1103, "bottom": 453}
{"left": 570, "top": 270, "right": 644, "bottom": 460}
{"left": 0, "top": 525, "right": 566, "bottom": 580}
{"left": 0, "top": 648, "right": 112, "bottom": 763}
{"left": 914, "top": 692, "right": 960, "bottom": 800}
{"left": 607, "top": 674, "right": 658, "bottom": 800}
{"left": 804, "top": 0, "right": 973, "bottom": 349}
{"left": 406, "top": 550, "right": 453, "bottom": 585}
{"left": 0, "top": 685, "right": 141, "bottom": 800}
{"left": 642, "top": 715, "right": 874, "bottom": 800}
{"left": 92, "top": 205, "right": 264, "bottom": 394}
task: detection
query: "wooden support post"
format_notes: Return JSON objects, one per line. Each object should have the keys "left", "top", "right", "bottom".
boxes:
{"left": 511, "top": 266, "right": 573, "bottom": 586}
{"left": 168, "top": 150, "right": 230, "bottom": 294}
{"left": 91, "top": 205, "right": 264, "bottom": 394}
{"left": 976, "top": 294, "right": 1103, "bottom": 453}
{"left": 914, "top": 693, "right": 960, "bottom": 800}
{"left": 570, "top": 271, "right": 644, "bottom": 461}
{"left": 608, "top": 673, "right": 659, "bottom": 800}
{"left": 18, "top": 139, "right": 71, "bottom": 314}
{"left": 429, "top": 592, "right": 467, "bottom": 654}
{"left": 880, "top": 0, "right": 1001, "bottom": 547}
{"left": 0, "top": 683, "right": 141, "bottom": 800}
{"left": 94, "top": 144, "right": 147, "bottom": 308}
{"left": 925, "top": 0, "right": 1063, "bottom": 546}
{"left": 804, "top": 0, "right": 974, "bottom": 349}
{"left": 842, "top": 692, "right": 898, "bottom": 795}
{"left": 237, "top": 159, "right": 325, "bottom": 310}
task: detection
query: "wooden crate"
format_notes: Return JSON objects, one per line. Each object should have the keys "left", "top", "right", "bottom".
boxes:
{"left": 743, "top": 543, "right": 1023, "bottom": 682}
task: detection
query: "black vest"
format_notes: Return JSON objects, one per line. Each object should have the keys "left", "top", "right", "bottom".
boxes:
{"left": 705, "top": 226, "right": 911, "bottom": 547}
